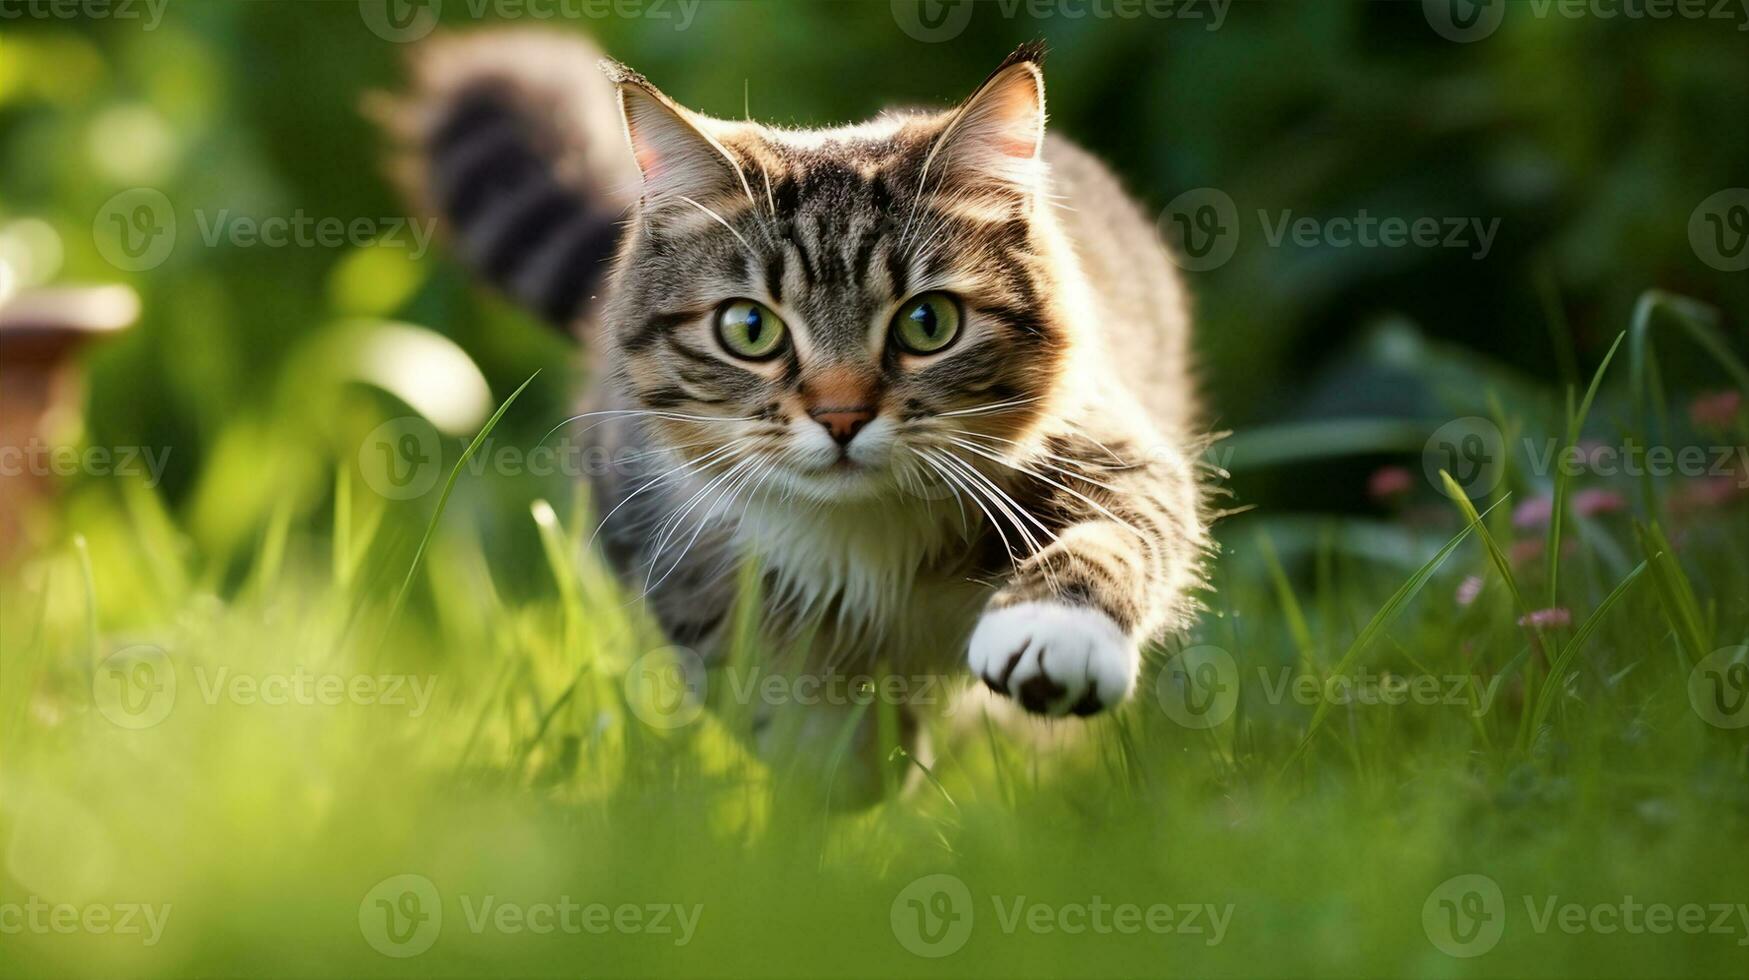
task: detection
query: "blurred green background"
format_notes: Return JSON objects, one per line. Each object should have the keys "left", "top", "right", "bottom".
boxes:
{"left": 4, "top": 0, "right": 1746, "bottom": 542}
{"left": 3, "top": 3, "right": 1749, "bottom": 978}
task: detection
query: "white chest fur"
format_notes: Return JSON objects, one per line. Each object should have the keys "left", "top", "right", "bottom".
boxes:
{"left": 733, "top": 496, "right": 991, "bottom": 671}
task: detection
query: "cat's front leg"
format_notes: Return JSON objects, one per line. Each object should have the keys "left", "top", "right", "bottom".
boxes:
{"left": 968, "top": 586, "right": 1138, "bottom": 716}
{"left": 967, "top": 456, "right": 1208, "bottom": 716}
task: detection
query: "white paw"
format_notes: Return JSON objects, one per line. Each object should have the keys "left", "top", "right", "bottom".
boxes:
{"left": 967, "top": 602, "right": 1139, "bottom": 717}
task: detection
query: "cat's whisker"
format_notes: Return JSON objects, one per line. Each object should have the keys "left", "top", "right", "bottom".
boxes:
{"left": 914, "top": 447, "right": 1022, "bottom": 573}
{"left": 642, "top": 451, "right": 769, "bottom": 597}
{"left": 637, "top": 452, "right": 763, "bottom": 599}
{"left": 941, "top": 432, "right": 1130, "bottom": 494}
{"left": 934, "top": 395, "right": 1040, "bottom": 419}
{"left": 928, "top": 447, "right": 1063, "bottom": 594}
{"left": 644, "top": 450, "right": 756, "bottom": 562}
{"left": 676, "top": 194, "right": 756, "bottom": 256}
{"left": 1050, "top": 419, "right": 1137, "bottom": 468}
{"left": 587, "top": 439, "right": 750, "bottom": 549}
{"left": 948, "top": 428, "right": 1139, "bottom": 475}
{"left": 761, "top": 168, "right": 778, "bottom": 221}
{"left": 941, "top": 435, "right": 1145, "bottom": 540}
{"left": 930, "top": 448, "right": 1059, "bottom": 558}
{"left": 540, "top": 409, "right": 758, "bottom": 448}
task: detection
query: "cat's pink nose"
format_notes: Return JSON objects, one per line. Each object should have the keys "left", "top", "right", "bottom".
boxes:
{"left": 809, "top": 407, "right": 874, "bottom": 446}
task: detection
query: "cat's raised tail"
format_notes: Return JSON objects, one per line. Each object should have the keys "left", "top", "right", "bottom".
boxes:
{"left": 367, "top": 29, "right": 639, "bottom": 330}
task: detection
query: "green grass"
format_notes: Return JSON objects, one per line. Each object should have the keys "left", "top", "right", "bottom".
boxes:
{"left": 4, "top": 298, "right": 1749, "bottom": 979}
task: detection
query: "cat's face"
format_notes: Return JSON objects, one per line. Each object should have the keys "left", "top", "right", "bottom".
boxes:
{"left": 602, "top": 49, "right": 1069, "bottom": 504}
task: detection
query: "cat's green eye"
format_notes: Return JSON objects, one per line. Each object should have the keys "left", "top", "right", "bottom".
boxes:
{"left": 891, "top": 292, "right": 963, "bottom": 355}
{"left": 714, "top": 299, "right": 788, "bottom": 360}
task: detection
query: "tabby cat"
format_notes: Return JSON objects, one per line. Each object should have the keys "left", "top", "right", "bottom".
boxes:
{"left": 379, "top": 30, "right": 1213, "bottom": 781}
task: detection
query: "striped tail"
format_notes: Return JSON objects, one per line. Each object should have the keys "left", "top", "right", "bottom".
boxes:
{"left": 371, "top": 29, "right": 638, "bottom": 329}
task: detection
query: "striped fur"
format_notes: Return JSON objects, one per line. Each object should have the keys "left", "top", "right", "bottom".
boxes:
{"left": 374, "top": 29, "right": 638, "bottom": 325}
{"left": 379, "top": 34, "right": 1215, "bottom": 768}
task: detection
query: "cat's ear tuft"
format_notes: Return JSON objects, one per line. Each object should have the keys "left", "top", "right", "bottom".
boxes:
{"left": 928, "top": 43, "right": 1048, "bottom": 194}
{"left": 601, "top": 61, "right": 748, "bottom": 210}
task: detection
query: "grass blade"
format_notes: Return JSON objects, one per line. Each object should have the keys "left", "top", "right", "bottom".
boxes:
{"left": 1634, "top": 521, "right": 1710, "bottom": 666}
{"left": 381, "top": 371, "right": 540, "bottom": 644}
{"left": 1549, "top": 331, "right": 1625, "bottom": 606}
{"left": 1626, "top": 291, "right": 1742, "bottom": 514}
{"left": 1277, "top": 499, "right": 1502, "bottom": 776}
{"left": 1527, "top": 560, "right": 1648, "bottom": 744}
{"left": 1256, "top": 529, "right": 1318, "bottom": 675}
{"left": 1440, "top": 471, "right": 1526, "bottom": 613}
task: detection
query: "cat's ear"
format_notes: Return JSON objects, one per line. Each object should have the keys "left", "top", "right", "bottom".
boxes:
{"left": 601, "top": 60, "right": 749, "bottom": 209}
{"left": 927, "top": 42, "right": 1048, "bottom": 194}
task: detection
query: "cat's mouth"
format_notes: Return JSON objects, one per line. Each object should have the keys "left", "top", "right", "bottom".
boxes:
{"left": 778, "top": 455, "right": 893, "bottom": 502}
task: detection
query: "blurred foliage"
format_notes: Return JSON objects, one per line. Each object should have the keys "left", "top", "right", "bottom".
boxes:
{"left": 3, "top": 1, "right": 1746, "bottom": 527}
{"left": 4, "top": 6, "right": 1749, "bottom": 978}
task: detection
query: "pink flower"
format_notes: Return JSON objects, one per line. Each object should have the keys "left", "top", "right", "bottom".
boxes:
{"left": 1689, "top": 390, "right": 1742, "bottom": 430}
{"left": 1513, "top": 496, "right": 1553, "bottom": 530}
{"left": 1518, "top": 608, "right": 1573, "bottom": 630}
{"left": 1368, "top": 466, "right": 1414, "bottom": 502}
{"left": 1572, "top": 488, "right": 1626, "bottom": 518}
{"left": 1671, "top": 476, "right": 1743, "bottom": 513}
{"left": 1509, "top": 538, "right": 1545, "bottom": 566}
{"left": 1455, "top": 575, "right": 1484, "bottom": 607}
